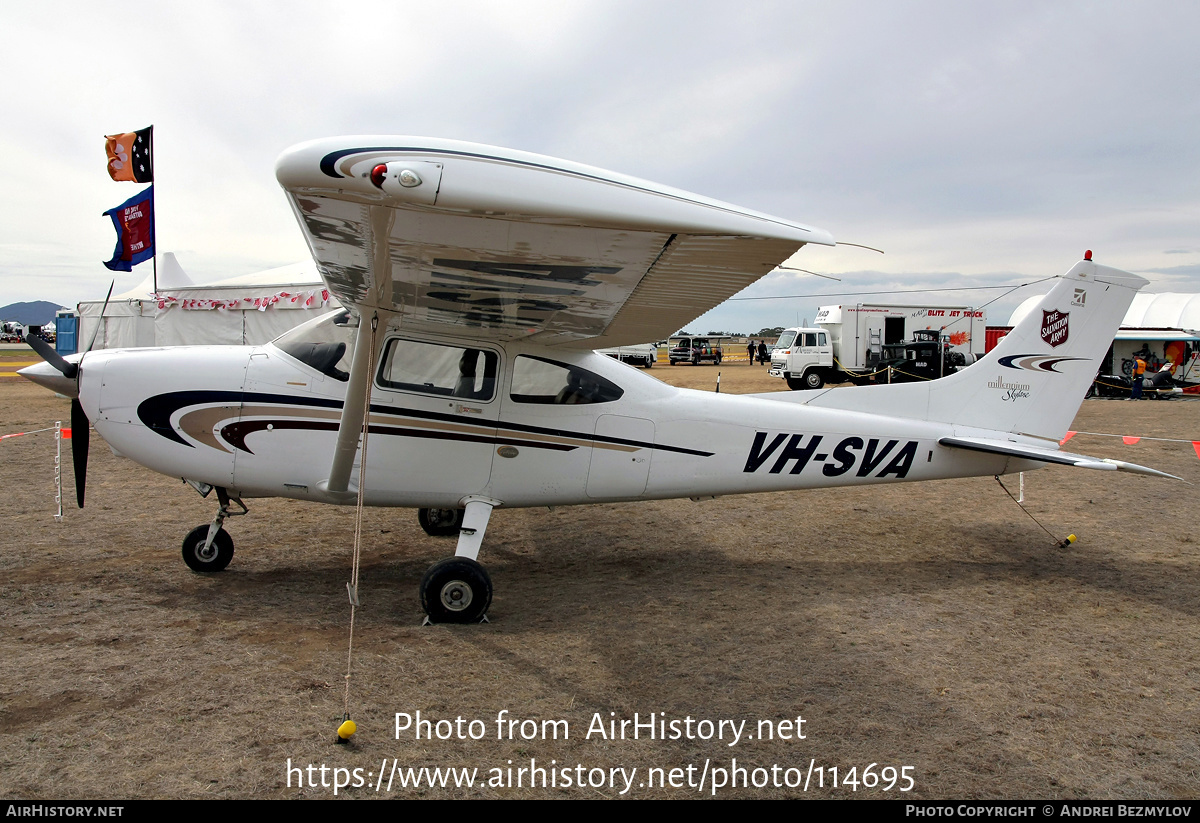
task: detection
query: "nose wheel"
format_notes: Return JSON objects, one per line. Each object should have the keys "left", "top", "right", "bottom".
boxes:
{"left": 182, "top": 525, "right": 234, "bottom": 572}
{"left": 180, "top": 487, "right": 247, "bottom": 573}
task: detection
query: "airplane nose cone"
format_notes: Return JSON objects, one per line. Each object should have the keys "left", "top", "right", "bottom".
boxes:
{"left": 18, "top": 360, "right": 79, "bottom": 398}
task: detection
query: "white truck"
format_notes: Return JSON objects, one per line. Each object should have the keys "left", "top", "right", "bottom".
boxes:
{"left": 768, "top": 303, "right": 986, "bottom": 389}
{"left": 596, "top": 343, "right": 658, "bottom": 368}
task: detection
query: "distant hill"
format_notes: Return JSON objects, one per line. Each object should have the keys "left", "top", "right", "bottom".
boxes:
{"left": 0, "top": 301, "right": 66, "bottom": 325}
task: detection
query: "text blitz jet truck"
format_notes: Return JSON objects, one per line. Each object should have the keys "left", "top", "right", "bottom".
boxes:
{"left": 769, "top": 303, "right": 987, "bottom": 389}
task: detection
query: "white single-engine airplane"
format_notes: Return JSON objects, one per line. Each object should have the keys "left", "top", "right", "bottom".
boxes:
{"left": 22, "top": 136, "right": 1176, "bottom": 623}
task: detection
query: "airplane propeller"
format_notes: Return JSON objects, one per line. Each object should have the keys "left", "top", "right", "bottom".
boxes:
{"left": 21, "top": 281, "right": 114, "bottom": 508}
{"left": 24, "top": 333, "right": 78, "bottom": 379}
{"left": 70, "top": 394, "right": 90, "bottom": 508}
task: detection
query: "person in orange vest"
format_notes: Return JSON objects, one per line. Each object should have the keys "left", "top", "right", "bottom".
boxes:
{"left": 1130, "top": 356, "right": 1146, "bottom": 400}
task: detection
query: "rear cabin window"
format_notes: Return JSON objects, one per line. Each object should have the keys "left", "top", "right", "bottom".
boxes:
{"left": 510, "top": 356, "right": 624, "bottom": 405}
{"left": 377, "top": 339, "right": 499, "bottom": 401}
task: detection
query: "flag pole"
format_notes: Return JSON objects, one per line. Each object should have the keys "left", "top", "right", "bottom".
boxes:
{"left": 150, "top": 125, "right": 157, "bottom": 295}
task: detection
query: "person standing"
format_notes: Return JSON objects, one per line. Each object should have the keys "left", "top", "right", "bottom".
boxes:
{"left": 757, "top": 341, "right": 769, "bottom": 365}
{"left": 1130, "top": 356, "right": 1146, "bottom": 400}
{"left": 747, "top": 340, "right": 756, "bottom": 364}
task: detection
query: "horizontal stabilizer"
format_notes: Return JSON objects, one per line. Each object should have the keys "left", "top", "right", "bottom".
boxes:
{"left": 939, "top": 436, "right": 1182, "bottom": 480}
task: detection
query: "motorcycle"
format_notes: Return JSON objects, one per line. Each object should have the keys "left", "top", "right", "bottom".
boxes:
{"left": 1089, "top": 368, "right": 1181, "bottom": 399}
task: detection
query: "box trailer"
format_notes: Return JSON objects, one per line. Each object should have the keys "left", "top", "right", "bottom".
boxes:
{"left": 768, "top": 303, "right": 986, "bottom": 389}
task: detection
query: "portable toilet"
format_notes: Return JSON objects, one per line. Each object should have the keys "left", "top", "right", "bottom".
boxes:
{"left": 55, "top": 310, "right": 77, "bottom": 355}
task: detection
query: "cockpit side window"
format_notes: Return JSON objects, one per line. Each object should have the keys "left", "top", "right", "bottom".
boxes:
{"left": 510, "top": 356, "right": 624, "bottom": 405}
{"left": 377, "top": 339, "right": 499, "bottom": 401}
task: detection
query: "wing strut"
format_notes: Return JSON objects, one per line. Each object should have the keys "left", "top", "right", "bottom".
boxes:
{"left": 326, "top": 313, "right": 379, "bottom": 495}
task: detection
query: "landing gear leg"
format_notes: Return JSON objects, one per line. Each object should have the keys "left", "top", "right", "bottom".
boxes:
{"left": 420, "top": 498, "right": 497, "bottom": 624}
{"left": 182, "top": 487, "right": 247, "bottom": 572}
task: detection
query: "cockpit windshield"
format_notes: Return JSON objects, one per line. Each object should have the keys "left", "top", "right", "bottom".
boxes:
{"left": 272, "top": 309, "right": 357, "bottom": 381}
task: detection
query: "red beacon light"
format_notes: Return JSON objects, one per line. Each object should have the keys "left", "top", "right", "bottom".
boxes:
{"left": 370, "top": 164, "right": 388, "bottom": 189}
{"left": 1084, "top": 250, "right": 1093, "bottom": 261}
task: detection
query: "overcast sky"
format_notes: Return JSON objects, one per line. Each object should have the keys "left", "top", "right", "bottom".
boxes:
{"left": 3, "top": 1, "right": 1198, "bottom": 333}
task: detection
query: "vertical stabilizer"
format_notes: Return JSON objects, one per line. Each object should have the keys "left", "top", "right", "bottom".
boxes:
{"left": 804, "top": 257, "right": 1148, "bottom": 441}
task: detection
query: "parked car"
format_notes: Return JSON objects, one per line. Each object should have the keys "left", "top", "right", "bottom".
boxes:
{"left": 669, "top": 337, "right": 723, "bottom": 365}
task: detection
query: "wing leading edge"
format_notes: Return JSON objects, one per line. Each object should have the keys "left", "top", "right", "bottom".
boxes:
{"left": 275, "top": 137, "right": 834, "bottom": 347}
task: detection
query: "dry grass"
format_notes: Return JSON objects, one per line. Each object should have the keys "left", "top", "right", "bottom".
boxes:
{"left": 2, "top": 365, "right": 1198, "bottom": 799}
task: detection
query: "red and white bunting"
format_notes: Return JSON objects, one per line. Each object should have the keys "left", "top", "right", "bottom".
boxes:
{"left": 151, "top": 289, "right": 332, "bottom": 312}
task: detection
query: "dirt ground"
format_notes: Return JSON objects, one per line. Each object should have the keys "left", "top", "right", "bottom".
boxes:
{"left": 2, "top": 359, "right": 1199, "bottom": 799}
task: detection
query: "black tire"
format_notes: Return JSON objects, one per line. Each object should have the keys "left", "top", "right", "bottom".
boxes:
{"left": 803, "top": 370, "right": 824, "bottom": 390}
{"left": 182, "top": 525, "right": 234, "bottom": 572}
{"left": 715, "top": 352, "right": 723, "bottom": 365}
{"left": 418, "top": 508, "right": 464, "bottom": 537}
{"left": 691, "top": 352, "right": 699, "bottom": 365}
{"left": 420, "top": 557, "right": 493, "bottom": 623}
{"left": 644, "top": 355, "right": 653, "bottom": 368}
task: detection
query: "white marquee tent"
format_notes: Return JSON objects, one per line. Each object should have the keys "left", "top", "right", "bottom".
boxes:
{"left": 77, "top": 254, "right": 340, "bottom": 350}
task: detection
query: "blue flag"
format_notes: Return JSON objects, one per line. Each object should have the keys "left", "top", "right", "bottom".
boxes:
{"left": 103, "top": 185, "right": 155, "bottom": 271}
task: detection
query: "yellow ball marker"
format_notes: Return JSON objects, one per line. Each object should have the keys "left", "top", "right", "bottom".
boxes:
{"left": 336, "top": 719, "right": 357, "bottom": 744}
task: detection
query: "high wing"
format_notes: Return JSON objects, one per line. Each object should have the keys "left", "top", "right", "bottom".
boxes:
{"left": 275, "top": 137, "right": 834, "bottom": 348}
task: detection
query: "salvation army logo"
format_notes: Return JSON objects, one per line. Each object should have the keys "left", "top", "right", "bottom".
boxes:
{"left": 1041, "top": 309, "right": 1069, "bottom": 348}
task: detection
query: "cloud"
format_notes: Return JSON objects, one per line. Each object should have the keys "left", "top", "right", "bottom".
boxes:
{"left": 2, "top": 0, "right": 1198, "bottom": 318}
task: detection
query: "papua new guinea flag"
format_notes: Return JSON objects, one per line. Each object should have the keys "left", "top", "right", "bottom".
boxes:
{"left": 102, "top": 185, "right": 155, "bottom": 271}
{"left": 105, "top": 127, "right": 153, "bottom": 182}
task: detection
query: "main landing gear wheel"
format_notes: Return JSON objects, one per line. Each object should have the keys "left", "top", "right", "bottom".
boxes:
{"left": 182, "top": 525, "right": 234, "bottom": 572}
{"left": 420, "top": 557, "right": 493, "bottom": 623}
{"left": 418, "top": 507, "right": 464, "bottom": 537}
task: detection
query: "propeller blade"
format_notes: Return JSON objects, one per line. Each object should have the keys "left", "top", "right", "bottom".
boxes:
{"left": 84, "top": 280, "right": 115, "bottom": 354}
{"left": 71, "top": 398, "right": 89, "bottom": 508}
{"left": 24, "top": 333, "right": 77, "bottom": 379}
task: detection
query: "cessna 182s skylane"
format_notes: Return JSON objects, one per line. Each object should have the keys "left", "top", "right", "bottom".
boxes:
{"left": 22, "top": 136, "right": 1176, "bottom": 623}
